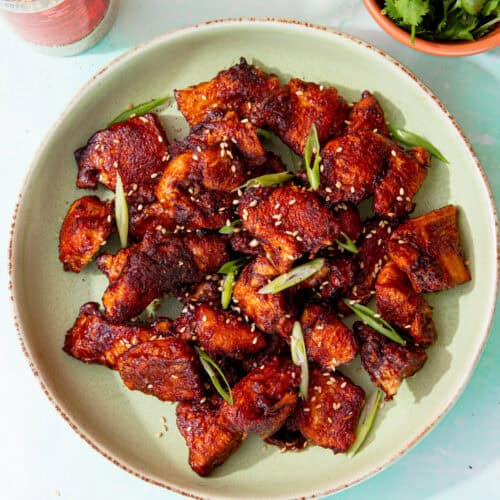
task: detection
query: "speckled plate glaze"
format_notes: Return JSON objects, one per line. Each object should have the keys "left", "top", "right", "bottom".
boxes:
{"left": 9, "top": 18, "right": 499, "bottom": 500}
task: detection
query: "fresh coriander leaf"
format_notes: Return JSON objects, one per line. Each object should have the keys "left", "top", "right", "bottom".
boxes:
{"left": 394, "top": 0, "right": 430, "bottom": 42}
{"left": 460, "top": 0, "right": 487, "bottom": 15}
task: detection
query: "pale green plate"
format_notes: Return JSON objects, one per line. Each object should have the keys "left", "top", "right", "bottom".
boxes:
{"left": 10, "top": 19, "right": 499, "bottom": 500}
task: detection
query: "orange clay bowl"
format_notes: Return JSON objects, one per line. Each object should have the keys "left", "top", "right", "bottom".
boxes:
{"left": 364, "top": 0, "right": 500, "bottom": 56}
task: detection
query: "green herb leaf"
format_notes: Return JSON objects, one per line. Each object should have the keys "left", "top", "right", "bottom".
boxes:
{"left": 290, "top": 321, "right": 309, "bottom": 400}
{"left": 481, "top": 0, "right": 500, "bottom": 16}
{"left": 109, "top": 95, "right": 169, "bottom": 126}
{"left": 237, "top": 172, "right": 294, "bottom": 190}
{"left": 114, "top": 173, "right": 129, "bottom": 248}
{"left": 195, "top": 346, "right": 233, "bottom": 404}
{"left": 303, "top": 124, "right": 321, "bottom": 190}
{"left": 461, "top": 0, "right": 487, "bottom": 15}
{"left": 336, "top": 231, "right": 358, "bottom": 254}
{"left": 474, "top": 15, "right": 500, "bottom": 36}
{"left": 343, "top": 300, "right": 407, "bottom": 346}
{"left": 218, "top": 257, "right": 248, "bottom": 275}
{"left": 258, "top": 258, "right": 325, "bottom": 294}
{"left": 221, "top": 272, "right": 235, "bottom": 310}
{"left": 219, "top": 219, "right": 242, "bottom": 234}
{"left": 348, "top": 389, "right": 384, "bottom": 457}
{"left": 387, "top": 124, "right": 448, "bottom": 163}
{"left": 256, "top": 128, "right": 273, "bottom": 139}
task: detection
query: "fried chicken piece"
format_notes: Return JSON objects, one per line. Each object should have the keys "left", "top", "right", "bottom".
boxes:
{"left": 239, "top": 185, "right": 341, "bottom": 272}
{"left": 264, "top": 418, "right": 307, "bottom": 452}
{"left": 331, "top": 202, "right": 362, "bottom": 241}
{"left": 373, "top": 145, "right": 431, "bottom": 219}
{"left": 176, "top": 397, "right": 245, "bottom": 476}
{"left": 128, "top": 202, "right": 175, "bottom": 240}
{"left": 59, "top": 196, "right": 113, "bottom": 272}
{"left": 388, "top": 205, "right": 471, "bottom": 293}
{"left": 96, "top": 244, "right": 138, "bottom": 282}
{"left": 117, "top": 338, "right": 204, "bottom": 401}
{"left": 301, "top": 304, "right": 358, "bottom": 370}
{"left": 294, "top": 367, "right": 365, "bottom": 453}
{"left": 229, "top": 231, "right": 262, "bottom": 256}
{"left": 63, "top": 302, "right": 164, "bottom": 368}
{"left": 151, "top": 317, "right": 174, "bottom": 337}
{"left": 181, "top": 278, "right": 221, "bottom": 307}
{"left": 354, "top": 322, "right": 427, "bottom": 400}
{"left": 75, "top": 113, "right": 168, "bottom": 201}
{"left": 347, "top": 90, "right": 389, "bottom": 136}
{"left": 376, "top": 261, "right": 436, "bottom": 347}
{"left": 220, "top": 356, "right": 300, "bottom": 438}
{"left": 174, "top": 303, "right": 266, "bottom": 358}
{"left": 233, "top": 256, "right": 296, "bottom": 339}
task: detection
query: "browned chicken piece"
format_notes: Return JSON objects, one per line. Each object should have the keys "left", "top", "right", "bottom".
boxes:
{"left": 319, "top": 131, "right": 389, "bottom": 204}
{"left": 63, "top": 302, "right": 164, "bottom": 369}
{"left": 265, "top": 418, "right": 308, "bottom": 452}
{"left": 233, "top": 256, "right": 296, "bottom": 339}
{"left": 220, "top": 356, "right": 300, "bottom": 438}
{"left": 75, "top": 113, "right": 168, "bottom": 202}
{"left": 331, "top": 202, "right": 362, "bottom": 242}
{"left": 373, "top": 145, "right": 431, "bottom": 219}
{"left": 294, "top": 367, "right": 365, "bottom": 453}
{"left": 117, "top": 338, "right": 205, "bottom": 401}
{"left": 128, "top": 202, "right": 175, "bottom": 240}
{"left": 175, "top": 57, "right": 281, "bottom": 128}
{"left": 181, "top": 278, "right": 221, "bottom": 307}
{"left": 174, "top": 303, "right": 266, "bottom": 358}
{"left": 238, "top": 334, "right": 289, "bottom": 374}
{"left": 102, "top": 231, "right": 228, "bottom": 323}
{"left": 347, "top": 90, "right": 390, "bottom": 136}
{"left": 301, "top": 303, "right": 358, "bottom": 370}
{"left": 151, "top": 317, "right": 174, "bottom": 337}
{"left": 376, "top": 261, "right": 436, "bottom": 347}
{"left": 96, "top": 244, "right": 138, "bottom": 282}
{"left": 176, "top": 397, "right": 245, "bottom": 476}
{"left": 239, "top": 185, "right": 341, "bottom": 272}
{"left": 229, "top": 231, "right": 263, "bottom": 256}
{"left": 388, "top": 205, "right": 471, "bottom": 293}
{"left": 59, "top": 196, "right": 113, "bottom": 272}
{"left": 354, "top": 322, "right": 427, "bottom": 400}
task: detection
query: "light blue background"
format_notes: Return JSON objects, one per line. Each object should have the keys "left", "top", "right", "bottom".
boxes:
{"left": 0, "top": 1, "right": 498, "bottom": 499}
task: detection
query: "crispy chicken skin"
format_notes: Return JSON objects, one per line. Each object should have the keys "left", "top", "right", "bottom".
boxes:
{"left": 176, "top": 398, "right": 245, "bottom": 476}
{"left": 388, "top": 205, "right": 471, "bottom": 293}
{"left": 376, "top": 261, "right": 436, "bottom": 347}
{"left": 181, "top": 278, "right": 221, "bottom": 307}
{"left": 117, "top": 338, "right": 204, "bottom": 401}
{"left": 264, "top": 419, "right": 308, "bottom": 452}
{"left": 354, "top": 322, "right": 427, "bottom": 400}
{"left": 63, "top": 302, "right": 164, "bottom": 368}
{"left": 75, "top": 113, "right": 168, "bottom": 200}
{"left": 174, "top": 303, "right": 266, "bottom": 358}
{"left": 96, "top": 245, "right": 138, "bottom": 282}
{"left": 294, "top": 367, "right": 365, "bottom": 453}
{"left": 233, "top": 256, "right": 296, "bottom": 339}
{"left": 220, "top": 356, "right": 300, "bottom": 438}
{"left": 347, "top": 90, "right": 389, "bottom": 136}
{"left": 239, "top": 185, "right": 341, "bottom": 272}
{"left": 59, "top": 196, "right": 113, "bottom": 272}
{"left": 331, "top": 202, "right": 362, "bottom": 241}
{"left": 301, "top": 304, "right": 358, "bottom": 370}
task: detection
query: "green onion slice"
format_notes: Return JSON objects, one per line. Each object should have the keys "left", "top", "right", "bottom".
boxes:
{"left": 291, "top": 321, "right": 309, "bottom": 400}
{"left": 114, "top": 172, "right": 129, "bottom": 248}
{"left": 236, "top": 172, "right": 294, "bottom": 191}
{"left": 343, "top": 300, "right": 407, "bottom": 346}
{"left": 387, "top": 124, "right": 448, "bottom": 164}
{"left": 219, "top": 219, "right": 242, "bottom": 234}
{"left": 218, "top": 257, "right": 248, "bottom": 275}
{"left": 109, "top": 95, "right": 169, "bottom": 125}
{"left": 256, "top": 128, "right": 273, "bottom": 139}
{"left": 348, "top": 389, "right": 383, "bottom": 457}
{"left": 194, "top": 346, "right": 233, "bottom": 405}
{"left": 258, "top": 258, "right": 325, "bottom": 294}
{"left": 304, "top": 124, "right": 321, "bottom": 190}
{"left": 336, "top": 231, "right": 358, "bottom": 254}
{"left": 221, "top": 272, "right": 235, "bottom": 310}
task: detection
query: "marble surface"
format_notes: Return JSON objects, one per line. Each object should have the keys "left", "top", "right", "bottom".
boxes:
{"left": 0, "top": 1, "right": 498, "bottom": 499}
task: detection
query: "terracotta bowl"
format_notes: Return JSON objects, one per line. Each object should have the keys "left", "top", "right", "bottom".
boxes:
{"left": 364, "top": 0, "right": 500, "bottom": 56}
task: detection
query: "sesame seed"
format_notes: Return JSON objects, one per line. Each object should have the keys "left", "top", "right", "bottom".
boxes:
{"left": 147, "top": 384, "right": 153, "bottom": 389}
{"left": 399, "top": 188, "right": 405, "bottom": 195}
{"left": 275, "top": 220, "right": 282, "bottom": 226}
{"left": 252, "top": 336, "right": 258, "bottom": 345}
{"left": 249, "top": 239, "right": 259, "bottom": 247}
{"left": 391, "top": 150, "right": 396, "bottom": 157}
{"left": 350, "top": 186, "right": 355, "bottom": 193}
{"left": 365, "top": 233, "right": 372, "bottom": 239}
{"left": 249, "top": 199, "right": 258, "bottom": 208}
{"left": 240, "top": 118, "right": 249, "bottom": 123}
{"left": 231, "top": 164, "right": 237, "bottom": 173}
{"left": 303, "top": 408, "right": 310, "bottom": 412}
{"left": 295, "top": 90, "right": 303, "bottom": 96}
{"left": 202, "top": 315, "right": 207, "bottom": 321}
{"left": 106, "top": 215, "right": 112, "bottom": 223}
{"left": 396, "top": 196, "right": 403, "bottom": 202}
{"left": 137, "top": 204, "right": 143, "bottom": 211}
{"left": 201, "top": 95, "right": 207, "bottom": 101}
{"left": 332, "top": 402, "right": 342, "bottom": 410}
{"left": 335, "top": 181, "right": 342, "bottom": 189}
{"left": 398, "top": 239, "right": 406, "bottom": 244}
{"left": 158, "top": 136, "right": 163, "bottom": 143}
{"left": 336, "top": 147, "right": 343, "bottom": 153}
{"left": 340, "top": 381, "right": 347, "bottom": 389}
{"left": 151, "top": 172, "right": 159, "bottom": 179}
{"left": 325, "top": 187, "right": 333, "bottom": 193}
{"left": 289, "top": 199, "right": 296, "bottom": 205}
{"left": 171, "top": 375, "right": 178, "bottom": 379}
{"left": 113, "top": 161, "right": 118, "bottom": 168}
{"left": 192, "top": 153, "right": 199, "bottom": 161}
{"left": 113, "top": 139, "right": 120, "bottom": 144}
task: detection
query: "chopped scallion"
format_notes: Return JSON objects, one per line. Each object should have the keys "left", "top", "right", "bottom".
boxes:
{"left": 195, "top": 346, "right": 233, "bottom": 405}
{"left": 304, "top": 124, "right": 321, "bottom": 190}
{"left": 109, "top": 95, "right": 169, "bottom": 125}
{"left": 336, "top": 231, "right": 358, "bottom": 254}
{"left": 114, "top": 172, "right": 128, "bottom": 248}
{"left": 237, "top": 172, "right": 294, "bottom": 190}
{"left": 291, "top": 321, "right": 309, "bottom": 400}
{"left": 219, "top": 219, "right": 242, "bottom": 234}
{"left": 221, "top": 272, "right": 235, "bottom": 310}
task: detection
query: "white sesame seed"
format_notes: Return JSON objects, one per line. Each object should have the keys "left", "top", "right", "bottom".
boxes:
{"left": 288, "top": 199, "right": 296, "bottom": 205}
{"left": 158, "top": 135, "right": 163, "bottom": 143}
{"left": 295, "top": 90, "right": 303, "bottom": 96}
{"left": 137, "top": 204, "right": 143, "bottom": 211}
{"left": 249, "top": 239, "right": 259, "bottom": 247}
{"left": 151, "top": 172, "right": 159, "bottom": 179}
{"left": 249, "top": 199, "right": 258, "bottom": 208}
{"left": 391, "top": 150, "right": 396, "bottom": 157}
{"left": 350, "top": 186, "right": 355, "bottom": 193}
{"left": 240, "top": 118, "right": 249, "bottom": 123}
{"left": 336, "top": 147, "right": 343, "bottom": 153}
{"left": 325, "top": 187, "right": 333, "bottom": 193}
{"left": 335, "top": 181, "right": 342, "bottom": 189}
{"left": 192, "top": 153, "right": 199, "bottom": 161}
{"left": 231, "top": 164, "right": 237, "bottom": 173}
{"left": 252, "top": 336, "right": 258, "bottom": 345}
{"left": 340, "top": 381, "right": 347, "bottom": 389}
{"left": 201, "top": 95, "right": 207, "bottom": 101}
{"left": 106, "top": 215, "right": 112, "bottom": 223}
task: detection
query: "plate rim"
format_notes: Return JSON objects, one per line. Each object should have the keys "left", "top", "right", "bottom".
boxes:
{"left": 8, "top": 17, "right": 500, "bottom": 500}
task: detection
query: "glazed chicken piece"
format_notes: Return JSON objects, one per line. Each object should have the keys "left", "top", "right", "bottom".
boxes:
{"left": 180, "top": 278, "right": 221, "bottom": 307}
{"left": 233, "top": 256, "right": 296, "bottom": 339}
{"left": 96, "top": 244, "right": 138, "bottom": 282}
{"left": 293, "top": 367, "right": 365, "bottom": 453}
{"left": 347, "top": 90, "right": 389, "bottom": 136}
{"left": 376, "top": 261, "right": 436, "bottom": 347}
{"left": 75, "top": 113, "right": 168, "bottom": 203}
{"left": 176, "top": 397, "right": 245, "bottom": 477}
{"left": 388, "top": 205, "right": 471, "bottom": 293}
{"left": 220, "top": 356, "right": 300, "bottom": 438}
{"left": 239, "top": 185, "right": 341, "bottom": 272}
{"left": 63, "top": 302, "right": 164, "bottom": 368}
{"left": 174, "top": 303, "right": 266, "bottom": 359}
{"left": 301, "top": 303, "right": 358, "bottom": 370}
{"left": 264, "top": 419, "right": 308, "bottom": 452}
{"left": 331, "top": 202, "right": 362, "bottom": 242}
{"left": 117, "top": 338, "right": 205, "bottom": 402}
{"left": 354, "top": 322, "right": 427, "bottom": 400}
{"left": 59, "top": 196, "right": 113, "bottom": 272}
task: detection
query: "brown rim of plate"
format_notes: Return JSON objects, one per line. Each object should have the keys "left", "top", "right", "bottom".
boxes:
{"left": 8, "top": 17, "right": 500, "bottom": 500}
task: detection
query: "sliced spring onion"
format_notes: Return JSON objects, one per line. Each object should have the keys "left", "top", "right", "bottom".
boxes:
{"left": 290, "top": 321, "right": 309, "bottom": 400}
{"left": 237, "top": 172, "right": 294, "bottom": 190}
{"left": 258, "top": 258, "right": 325, "bottom": 294}
{"left": 348, "top": 389, "right": 383, "bottom": 457}
{"left": 221, "top": 272, "right": 235, "bottom": 310}
{"left": 303, "top": 124, "right": 321, "bottom": 190}
{"left": 114, "top": 173, "right": 128, "bottom": 248}
{"left": 343, "top": 300, "right": 407, "bottom": 346}
{"left": 218, "top": 257, "right": 248, "bottom": 275}
{"left": 387, "top": 124, "right": 448, "bottom": 164}
{"left": 219, "top": 219, "right": 242, "bottom": 234}
{"left": 256, "top": 128, "right": 273, "bottom": 139}
{"left": 109, "top": 95, "right": 169, "bottom": 125}
{"left": 195, "top": 346, "right": 233, "bottom": 405}
{"left": 336, "top": 231, "right": 358, "bottom": 254}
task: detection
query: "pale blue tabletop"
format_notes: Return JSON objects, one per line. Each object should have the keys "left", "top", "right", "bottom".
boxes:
{"left": 0, "top": 1, "right": 498, "bottom": 499}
